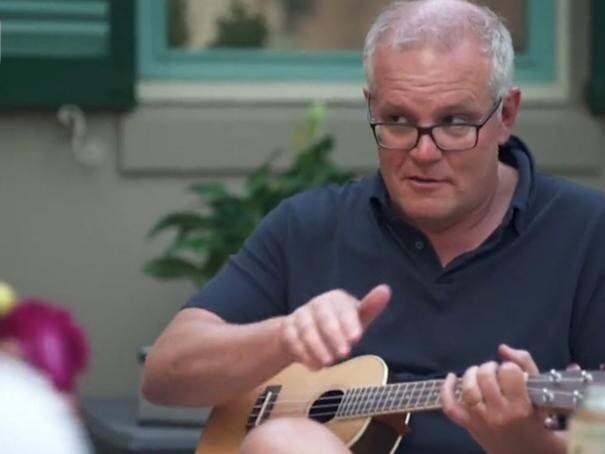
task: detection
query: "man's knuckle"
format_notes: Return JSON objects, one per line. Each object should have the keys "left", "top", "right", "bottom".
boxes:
{"left": 299, "top": 327, "right": 316, "bottom": 343}
{"left": 324, "top": 288, "right": 344, "bottom": 301}
{"left": 499, "top": 361, "right": 517, "bottom": 373}
{"left": 477, "top": 362, "right": 496, "bottom": 378}
{"left": 321, "top": 316, "right": 340, "bottom": 331}
{"left": 315, "top": 304, "right": 335, "bottom": 320}
{"left": 295, "top": 313, "right": 313, "bottom": 330}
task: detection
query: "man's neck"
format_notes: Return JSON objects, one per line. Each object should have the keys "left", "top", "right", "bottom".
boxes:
{"left": 420, "top": 162, "right": 519, "bottom": 267}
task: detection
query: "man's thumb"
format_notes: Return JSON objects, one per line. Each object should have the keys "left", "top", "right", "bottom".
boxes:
{"left": 358, "top": 284, "right": 391, "bottom": 328}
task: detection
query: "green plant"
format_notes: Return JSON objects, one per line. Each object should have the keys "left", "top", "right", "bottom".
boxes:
{"left": 168, "top": 0, "right": 189, "bottom": 48}
{"left": 210, "top": 0, "right": 269, "bottom": 48}
{"left": 144, "top": 104, "right": 353, "bottom": 287}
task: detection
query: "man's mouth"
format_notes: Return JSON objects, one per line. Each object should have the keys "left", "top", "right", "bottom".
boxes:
{"left": 406, "top": 176, "right": 448, "bottom": 189}
{"left": 408, "top": 176, "right": 444, "bottom": 183}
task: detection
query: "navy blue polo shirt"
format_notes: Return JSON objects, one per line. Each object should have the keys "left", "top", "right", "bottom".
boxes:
{"left": 186, "top": 136, "right": 605, "bottom": 454}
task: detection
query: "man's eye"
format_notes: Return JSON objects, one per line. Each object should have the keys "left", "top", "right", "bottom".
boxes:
{"left": 388, "top": 115, "right": 410, "bottom": 124}
{"left": 441, "top": 115, "right": 469, "bottom": 125}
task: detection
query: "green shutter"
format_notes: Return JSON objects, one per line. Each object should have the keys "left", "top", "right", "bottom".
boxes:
{"left": 0, "top": 0, "right": 135, "bottom": 110}
{"left": 588, "top": 0, "right": 605, "bottom": 114}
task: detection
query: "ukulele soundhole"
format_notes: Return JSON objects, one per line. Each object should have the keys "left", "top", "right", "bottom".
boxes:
{"left": 309, "top": 390, "right": 344, "bottom": 423}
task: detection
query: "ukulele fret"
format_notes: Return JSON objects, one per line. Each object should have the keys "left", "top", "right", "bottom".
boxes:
{"left": 387, "top": 383, "right": 403, "bottom": 412}
{"left": 424, "top": 380, "right": 441, "bottom": 409}
{"left": 410, "top": 382, "right": 424, "bottom": 410}
{"left": 403, "top": 382, "right": 415, "bottom": 411}
{"left": 365, "top": 387, "right": 375, "bottom": 416}
{"left": 340, "top": 386, "right": 360, "bottom": 418}
{"left": 360, "top": 385, "right": 372, "bottom": 416}
{"left": 375, "top": 385, "right": 388, "bottom": 414}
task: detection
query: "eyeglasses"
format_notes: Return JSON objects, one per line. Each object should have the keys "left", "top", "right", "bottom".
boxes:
{"left": 368, "top": 96, "right": 502, "bottom": 152}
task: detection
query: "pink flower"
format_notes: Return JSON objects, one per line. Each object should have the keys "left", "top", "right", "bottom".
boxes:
{"left": 0, "top": 299, "right": 89, "bottom": 393}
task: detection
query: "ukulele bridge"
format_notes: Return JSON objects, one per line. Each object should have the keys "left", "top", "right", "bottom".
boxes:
{"left": 246, "top": 385, "right": 281, "bottom": 431}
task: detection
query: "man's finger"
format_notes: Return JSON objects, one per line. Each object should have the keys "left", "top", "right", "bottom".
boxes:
{"left": 498, "top": 344, "right": 539, "bottom": 375}
{"left": 497, "top": 361, "right": 528, "bottom": 402}
{"left": 358, "top": 284, "right": 391, "bottom": 328}
{"left": 296, "top": 310, "right": 334, "bottom": 366}
{"left": 441, "top": 372, "right": 471, "bottom": 427}
{"left": 461, "top": 366, "right": 482, "bottom": 407}
{"left": 282, "top": 316, "right": 320, "bottom": 369}
{"left": 338, "top": 302, "right": 363, "bottom": 344}
{"left": 315, "top": 303, "right": 352, "bottom": 358}
{"left": 476, "top": 361, "right": 504, "bottom": 407}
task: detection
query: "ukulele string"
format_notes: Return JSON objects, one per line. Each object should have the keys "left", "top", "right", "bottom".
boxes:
{"left": 248, "top": 380, "right": 462, "bottom": 410}
{"left": 249, "top": 388, "right": 585, "bottom": 420}
{"left": 248, "top": 385, "right": 445, "bottom": 410}
{"left": 249, "top": 386, "right": 453, "bottom": 418}
{"left": 264, "top": 403, "right": 441, "bottom": 419}
{"left": 247, "top": 375, "right": 589, "bottom": 411}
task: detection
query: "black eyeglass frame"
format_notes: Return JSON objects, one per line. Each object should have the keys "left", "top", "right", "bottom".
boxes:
{"left": 367, "top": 96, "right": 503, "bottom": 152}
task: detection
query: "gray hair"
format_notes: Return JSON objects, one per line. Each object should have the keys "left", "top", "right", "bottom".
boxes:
{"left": 363, "top": 0, "right": 514, "bottom": 99}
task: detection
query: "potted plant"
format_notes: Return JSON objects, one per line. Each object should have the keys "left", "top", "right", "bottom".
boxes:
{"left": 143, "top": 103, "right": 353, "bottom": 288}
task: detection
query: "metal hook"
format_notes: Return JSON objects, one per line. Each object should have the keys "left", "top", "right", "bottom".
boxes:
{"left": 57, "top": 104, "right": 105, "bottom": 169}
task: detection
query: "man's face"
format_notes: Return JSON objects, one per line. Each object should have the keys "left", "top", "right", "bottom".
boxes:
{"left": 367, "top": 38, "right": 517, "bottom": 232}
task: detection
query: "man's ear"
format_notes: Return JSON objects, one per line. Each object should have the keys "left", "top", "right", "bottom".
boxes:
{"left": 498, "top": 87, "right": 521, "bottom": 145}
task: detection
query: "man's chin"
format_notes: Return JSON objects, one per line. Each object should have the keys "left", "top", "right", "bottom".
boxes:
{"left": 399, "top": 203, "right": 456, "bottom": 231}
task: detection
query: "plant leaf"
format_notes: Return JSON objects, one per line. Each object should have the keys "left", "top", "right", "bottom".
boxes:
{"left": 147, "top": 212, "right": 210, "bottom": 239}
{"left": 188, "top": 182, "right": 228, "bottom": 199}
{"left": 143, "top": 257, "right": 201, "bottom": 281}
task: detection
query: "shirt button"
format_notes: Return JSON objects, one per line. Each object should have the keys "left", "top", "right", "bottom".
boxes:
{"left": 415, "top": 240, "right": 424, "bottom": 250}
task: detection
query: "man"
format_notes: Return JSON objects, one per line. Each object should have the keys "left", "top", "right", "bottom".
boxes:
{"left": 142, "top": 1, "right": 605, "bottom": 453}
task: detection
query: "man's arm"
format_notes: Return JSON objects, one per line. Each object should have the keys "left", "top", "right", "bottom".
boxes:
{"left": 142, "top": 285, "right": 391, "bottom": 407}
{"left": 141, "top": 308, "right": 291, "bottom": 407}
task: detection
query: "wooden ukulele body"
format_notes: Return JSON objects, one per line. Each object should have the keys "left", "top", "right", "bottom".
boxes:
{"left": 196, "top": 355, "right": 409, "bottom": 453}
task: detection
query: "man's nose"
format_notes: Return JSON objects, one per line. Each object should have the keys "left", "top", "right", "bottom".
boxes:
{"left": 409, "top": 133, "right": 442, "bottom": 162}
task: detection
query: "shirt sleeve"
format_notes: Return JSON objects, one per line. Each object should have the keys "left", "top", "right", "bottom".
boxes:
{"left": 183, "top": 200, "right": 290, "bottom": 324}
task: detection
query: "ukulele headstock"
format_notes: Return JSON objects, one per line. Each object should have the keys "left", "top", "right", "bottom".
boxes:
{"left": 527, "top": 369, "right": 605, "bottom": 411}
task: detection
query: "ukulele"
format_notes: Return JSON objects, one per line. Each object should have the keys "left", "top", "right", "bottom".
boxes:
{"left": 196, "top": 355, "right": 603, "bottom": 453}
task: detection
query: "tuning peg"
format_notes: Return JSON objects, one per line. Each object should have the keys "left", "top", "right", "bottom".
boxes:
{"left": 572, "top": 390, "right": 584, "bottom": 404}
{"left": 540, "top": 388, "right": 555, "bottom": 403}
{"left": 581, "top": 371, "right": 593, "bottom": 383}
{"left": 549, "top": 370, "right": 562, "bottom": 384}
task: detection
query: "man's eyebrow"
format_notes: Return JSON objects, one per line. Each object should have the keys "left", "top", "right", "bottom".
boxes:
{"left": 435, "top": 100, "right": 481, "bottom": 115}
{"left": 373, "top": 99, "right": 482, "bottom": 122}
{"left": 377, "top": 101, "right": 416, "bottom": 117}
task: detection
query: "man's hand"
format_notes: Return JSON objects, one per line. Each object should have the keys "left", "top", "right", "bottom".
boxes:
{"left": 440, "top": 344, "right": 566, "bottom": 454}
{"left": 280, "top": 284, "right": 391, "bottom": 370}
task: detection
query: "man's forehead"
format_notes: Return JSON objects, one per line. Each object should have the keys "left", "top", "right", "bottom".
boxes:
{"left": 370, "top": 40, "right": 492, "bottom": 99}
{"left": 377, "top": 96, "right": 481, "bottom": 110}
{"left": 382, "top": 25, "right": 488, "bottom": 54}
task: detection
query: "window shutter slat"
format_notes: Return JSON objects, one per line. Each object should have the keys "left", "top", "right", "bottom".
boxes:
{"left": 0, "top": 0, "right": 135, "bottom": 110}
{"left": 0, "top": 0, "right": 109, "bottom": 57}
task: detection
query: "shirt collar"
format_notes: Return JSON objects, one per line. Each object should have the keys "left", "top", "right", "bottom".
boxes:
{"left": 368, "top": 134, "right": 535, "bottom": 234}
